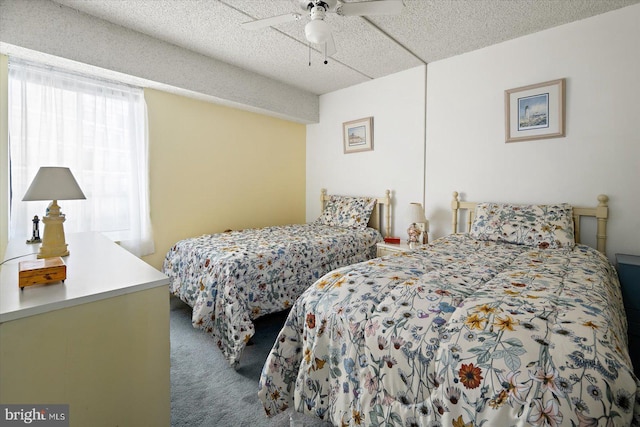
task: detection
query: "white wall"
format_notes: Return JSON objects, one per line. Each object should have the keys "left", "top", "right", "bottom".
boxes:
{"left": 306, "top": 66, "right": 427, "bottom": 238}
{"left": 425, "top": 4, "right": 640, "bottom": 260}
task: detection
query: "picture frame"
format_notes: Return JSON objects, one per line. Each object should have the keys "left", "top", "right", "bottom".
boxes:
{"left": 505, "top": 78, "right": 565, "bottom": 143}
{"left": 343, "top": 117, "right": 373, "bottom": 153}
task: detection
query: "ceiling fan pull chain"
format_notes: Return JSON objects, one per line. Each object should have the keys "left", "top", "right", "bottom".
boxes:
{"left": 324, "top": 42, "right": 328, "bottom": 65}
{"left": 308, "top": 42, "right": 311, "bottom": 66}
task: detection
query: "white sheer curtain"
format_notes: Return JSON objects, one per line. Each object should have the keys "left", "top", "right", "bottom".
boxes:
{"left": 8, "top": 58, "right": 154, "bottom": 257}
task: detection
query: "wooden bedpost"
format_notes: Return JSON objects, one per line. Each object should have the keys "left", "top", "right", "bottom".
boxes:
{"left": 451, "top": 191, "right": 460, "bottom": 234}
{"left": 450, "top": 191, "right": 477, "bottom": 234}
{"left": 574, "top": 194, "right": 609, "bottom": 253}
{"left": 596, "top": 194, "right": 609, "bottom": 254}
{"left": 384, "top": 189, "right": 391, "bottom": 238}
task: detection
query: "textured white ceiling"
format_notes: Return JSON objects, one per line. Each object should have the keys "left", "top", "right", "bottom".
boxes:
{"left": 38, "top": 0, "right": 640, "bottom": 95}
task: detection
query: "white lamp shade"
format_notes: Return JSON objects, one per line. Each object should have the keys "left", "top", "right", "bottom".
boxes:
{"left": 22, "top": 167, "right": 86, "bottom": 201}
{"left": 408, "top": 202, "right": 427, "bottom": 223}
{"left": 305, "top": 19, "right": 331, "bottom": 44}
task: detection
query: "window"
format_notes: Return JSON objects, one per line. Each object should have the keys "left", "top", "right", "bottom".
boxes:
{"left": 8, "top": 58, "right": 154, "bottom": 256}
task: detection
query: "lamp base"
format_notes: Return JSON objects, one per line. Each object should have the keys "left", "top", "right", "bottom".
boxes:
{"left": 407, "top": 223, "right": 421, "bottom": 244}
{"left": 407, "top": 222, "right": 428, "bottom": 246}
{"left": 38, "top": 201, "right": 70, "bottom": 258}
{"left": 38, "top": 245, "right": 69, "bottom": 259}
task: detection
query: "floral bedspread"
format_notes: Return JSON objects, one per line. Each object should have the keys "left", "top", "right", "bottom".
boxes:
{"left": 258, "top": 234, "right": 639, "bottom": 426}
{"left": 163, "top": 224, "right": 381, "bottom": 366}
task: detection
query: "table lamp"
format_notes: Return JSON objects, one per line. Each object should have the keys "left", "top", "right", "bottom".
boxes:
{"left": 407, "top": 202, "right": 429, "bottom": 245}
{"left": 22, "top": 167, "right": 86, "bottom": 258}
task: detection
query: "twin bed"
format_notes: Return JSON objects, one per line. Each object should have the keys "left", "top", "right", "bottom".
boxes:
{"left": 163, "top": 189, "right": 392, "bottom": 366}
{"left": 257, "top": 192, "right": 640, "bottom": 426}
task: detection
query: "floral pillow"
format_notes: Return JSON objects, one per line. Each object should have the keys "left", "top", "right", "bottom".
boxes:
{"left": 470, "top": 202, "right": 575, "bottom": 249}
{"left": 315, "top": 195, "right": 377, "bottom": 230}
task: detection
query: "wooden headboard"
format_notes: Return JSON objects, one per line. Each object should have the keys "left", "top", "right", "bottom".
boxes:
{"left": 450, "top": 191, "right": 609, "bottom": 254}
{"left": 320, "top": 189, "right": 392, "bottom": 238}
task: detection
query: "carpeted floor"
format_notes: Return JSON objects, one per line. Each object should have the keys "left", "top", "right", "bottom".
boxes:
{"left": 170, "top": 296, "right": 332, "bottom": 427}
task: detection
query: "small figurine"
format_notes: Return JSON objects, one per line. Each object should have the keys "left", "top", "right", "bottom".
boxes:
{"left": 26, "top": 215, "right": 42, "bottom": 244}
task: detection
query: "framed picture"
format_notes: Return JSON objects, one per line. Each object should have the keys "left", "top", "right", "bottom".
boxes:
{"left": 343, "top": 117, "right": 373, "bottom": 153}
{"left": 505, "top": 78, "right": 565, "bottom": 143}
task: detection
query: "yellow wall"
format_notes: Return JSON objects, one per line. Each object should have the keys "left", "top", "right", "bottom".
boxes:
{"left": 143, "top": 89, "right": 306, "bottom": 269}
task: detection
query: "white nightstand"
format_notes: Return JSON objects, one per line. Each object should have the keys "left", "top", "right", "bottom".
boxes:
{"left": 376, "top": 241, "right": 416, "bottom": 257}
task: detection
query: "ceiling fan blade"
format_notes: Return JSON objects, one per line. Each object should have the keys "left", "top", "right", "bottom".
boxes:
{"left": 242, "top": 13, "right": 301, "bottom": 30}
{"left": 326, "top": 34, "right": 337, "bottom": 57}
{"left": 337, "top": 0, "right": 404, "bottom": 16}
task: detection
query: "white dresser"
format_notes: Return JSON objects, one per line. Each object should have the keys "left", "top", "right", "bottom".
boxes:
{"left": 0, "top": 232, "right": 170, "bottom": 427}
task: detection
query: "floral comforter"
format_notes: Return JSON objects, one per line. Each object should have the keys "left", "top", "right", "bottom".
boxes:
{"left": 258, "top": 234, "right": 639, "bottom": 426}
{"left": 163, "top": 224, "right": 381, "bottom": 366}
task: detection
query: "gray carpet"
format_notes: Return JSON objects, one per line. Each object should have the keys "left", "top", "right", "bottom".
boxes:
{"left": 170, "top": 296, "right": 332, "bottom": 427}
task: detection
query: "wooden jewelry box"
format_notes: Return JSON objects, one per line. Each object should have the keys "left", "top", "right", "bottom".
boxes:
{"left": 18, "top": 257, "right": 66, "bottom": 289}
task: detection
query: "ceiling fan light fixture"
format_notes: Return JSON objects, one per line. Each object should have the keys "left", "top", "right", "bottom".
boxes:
{"left": 305, "top": 19, "right": 331, "bottom": 44}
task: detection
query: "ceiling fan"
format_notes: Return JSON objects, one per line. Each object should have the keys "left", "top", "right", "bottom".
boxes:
{"left": 242, "top": 1, "right": 404, "bottom": 61}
